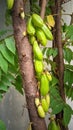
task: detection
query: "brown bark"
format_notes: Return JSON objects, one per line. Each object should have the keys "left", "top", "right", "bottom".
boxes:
{"left": 52, "top": 0, "right": 68, "bottom": 130}
{"left": 39, "top": 0, "right": 47, "bottom": 19}
{"left": 12, "top": 0, "right": 47, "bottom": 130}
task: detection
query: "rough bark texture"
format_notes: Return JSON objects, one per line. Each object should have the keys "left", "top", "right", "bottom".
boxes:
{"left": 52, "top": 1, "right": 68, "bottom": 130}
{"left": 12, "top": 0, "right": 47, "bottom": 130}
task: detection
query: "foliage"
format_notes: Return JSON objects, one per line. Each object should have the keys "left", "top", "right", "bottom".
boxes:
{"left": 63, "top": 104, "right": 73, "bottom": 126}
{"left": 50, "top": 76, "right": 65, "bottom": 115}
{"left": 0, "top": 33, "right": 23, "bottom": 100}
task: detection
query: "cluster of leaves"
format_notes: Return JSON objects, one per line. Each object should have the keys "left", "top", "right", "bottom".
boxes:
{"left": 49, "top": 76, "right": 73, "bottom": 126}
{"left": 63, "top": 25, "right": 73, "bottom": 101}
{"left": 0, "top": 31, "right": 23, "bottom": 100}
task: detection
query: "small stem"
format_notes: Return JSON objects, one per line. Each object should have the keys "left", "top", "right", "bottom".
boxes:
{"left": 62, "top": 13, "right": 72, "bottom": 16}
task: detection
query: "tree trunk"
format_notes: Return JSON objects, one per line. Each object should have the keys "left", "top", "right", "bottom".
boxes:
{"left": 12, "top": 0, "right": 47, "bottom": 130}
{"left": 52, "top": 0, "right": 68, "bottom": 130}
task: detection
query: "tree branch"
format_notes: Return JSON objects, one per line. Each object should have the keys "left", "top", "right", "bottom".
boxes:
{"left": 39, "top": 0, "right": 47, "bottom": 19}
{"left": 12, "top": 0, "right": 47, "bottom": 130}
{"left": 51, "top": 0, "right": 68, "bottom": 130}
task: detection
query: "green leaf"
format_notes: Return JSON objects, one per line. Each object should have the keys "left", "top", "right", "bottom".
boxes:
{"left": 50, "top": 76, "right": 59, "bottom": 87}
{"left": 42, "top": 47, "right": 47, "bottom": 55}
{"left": 65, "top": 64, "right": 73, "bottom": 72}
{"left": 5, "top": 9, "right": 12, "bottom": 26}
{"left": 6, "top": 72, "right": 15, "bottom": 82}
{"left": 1, "top": 75, "right": 13, "bottom": 87}
{"left": 0, "top": 30, "right": 8, "bottom": 38}
{"left": 71, "top": 91, "right": 73, "bottom": 101}
{"left": 0, "top": 94, "right": 3, "bottom": 101}
{"left": 0, "top": 82, "right": 8, "bottom": 92}
{"left": 0, "top": 69, "right": 1, "bottom": 81}
{"left": 70, "top": 35, "right": 73, "bottom": 41}
{"left": 63, "top": 48, "right": 73, "bottom": 63}
{"left": 46, "top": 48, "right": 54, "bottom": 57}
{"left": 5, "top": 37, "right": 16, "bottom": 54}
{"left": 0, "top": 120, "right": 6, "bottom": 130}
{"left": 50, "top": 85, "right": 64, "bottom": 114}
{"left": 0, "top": 53, "right": 8, "bottom": 73}
{"left": 67, "top": 88, "right": 73, "bottom": 99}
{"left": 66, "top": 25, "right": 73, "bottom": 41}
{"left": 0, "top": 43, "right": 14, "bottom": 65}
{"left": 46, "top": 48, "right": 58, "bottom": 58}
{"left": 63, "top": 104, "right": 72, "bottom": 126}
{"left": 15, "top": 75, "right": 23, "bottom": 94}
{"left": 64, "top": 69, "right": 73, "bottom": 86}
{"left": 52, "top": 48, "right": 58, "bottom": 58}
{"left": 52, "top": 102, "right": 64, "bottom": 114}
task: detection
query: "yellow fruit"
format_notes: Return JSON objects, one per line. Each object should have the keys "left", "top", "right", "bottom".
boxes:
{"left": 41, "top": 98, "right": 49, "bottom": 112}
{"left": 34, "top": 60, "right": 43, "bottom": 73}
{"left": 45, "top": 94, "right": 50, "bottom": 108}
{"left": 35, "top": 98, "right": 40, "bottom": 107}
{"left": 47, "top": 15, "right": 55, "bottom": 27}
{"left": 37, "top": 105, "right": 45, "bottom": 118}
{"left": 41, "top": 24, "right": 53, "bottom": 40}
{"left": 36, "top": 29, "right": 47, "bottom": 46}
{"left": 29, "top": 36, "right": 36, "bottom": 45}
{"left": 32, "top": 13, "right": 44, "bottom": 28}
{"left": 40, "top": 73, "right": 49, "bottom": 96}
{"left": 46, "top": 71, "right": 52, "bottom": 81}
{"left": 27, "top": 17, "right": 35, "bottom": 35}
{"left": 33, "top": 41, "right": 43, "bottom": 61}
{"left": 7, "top": 0, "right": 14, "bottom": 10}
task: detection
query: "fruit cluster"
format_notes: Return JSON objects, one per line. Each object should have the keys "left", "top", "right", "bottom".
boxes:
{"left": 27, "top": 13, "right": 53, "bottom": 118}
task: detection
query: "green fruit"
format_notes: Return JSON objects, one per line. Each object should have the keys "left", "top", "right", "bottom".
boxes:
{"left": 29, "top": 36, "right": 36, "bottom": 45}
{"left": 37, "top": 105, "right": 45, "bottom": 118}
{"left": 41, "top": 98, "right": 49, "bottom": 112}
{"left": 32, "top": 14, "right": 44, "bottom": 28}
{"left": 48, "top": 121, "right": 53, "bottom": 130}
{"left": 35, "top": 98, "right": 40, "bottom": 107}
{"left": 40, "top": 73, "right": 49, "bottom": 96}
{"left": 41, "top": 24, "right": 53, "bottom": 40}
{"left": 27, "top": 17, "right": 35, "bottom": 35}
{"left": 48, "top": 120, "right": 59, "bottom": 130}
{"left": 7, "top": 0, "right": 14, "bottom": 9}
{"left": 45, "top": 94, "right": 50, "bottom": 108}
{"left": 36, "top": 29, "right": 47, "bottom": 46}
{"left": 34, "top": 60, "right": 43, "bottom": 73}
{"left": 33, "top": 41, "right": 43, "bottom": 61}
